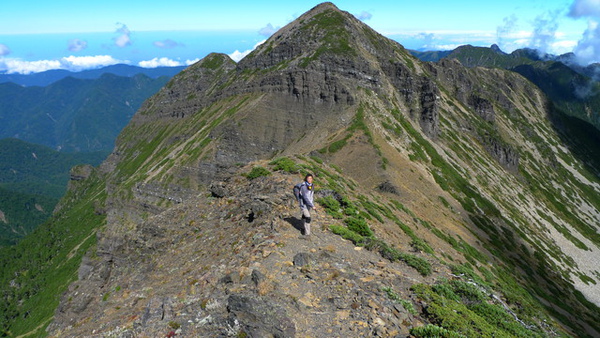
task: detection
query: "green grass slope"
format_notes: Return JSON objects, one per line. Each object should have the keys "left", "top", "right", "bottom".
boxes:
{"left": 0, "top": 187, "right": 57, "bottom": 247}
{"left": 0, "top": 168, "right": 106, "bottom": 336}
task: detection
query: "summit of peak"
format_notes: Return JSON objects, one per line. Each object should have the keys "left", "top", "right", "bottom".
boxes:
{"left": 238, "top": 2, "right": 408, "bottom": 70}
{"left": 305, "top": 2, "right": 341, "bottom": 14}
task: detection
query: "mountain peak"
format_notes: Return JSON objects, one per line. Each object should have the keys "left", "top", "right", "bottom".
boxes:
{"left": 307, "top": 1, "right": 340, "bottom": 12}
{"left": 239, "top": 2, "right": 356, "bottom": 68}
{"left": 490, "top": 44, "right": 505, "bottom": 54}
{"left": 239, "top": 1, "right": 409, "bottom": 72}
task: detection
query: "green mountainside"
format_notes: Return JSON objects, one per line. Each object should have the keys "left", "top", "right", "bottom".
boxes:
{"left": 0, "top": 138, "right": 107, "bottom": 245}
{"left": 0, "top": 186, "right": 56, "bottom": 247}
{"left": 1, "top": 3, "right": 599, "bottom": 337}
{"left": 0, "top": 73, "right": 170, "bottom": 152}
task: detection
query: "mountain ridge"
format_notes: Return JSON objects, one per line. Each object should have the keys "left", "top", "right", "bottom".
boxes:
{"left": 1, "top": 3, "right": 599, "bottom": 337}
{"left": 410, "top": 44, "right": 600, "bottom": 133}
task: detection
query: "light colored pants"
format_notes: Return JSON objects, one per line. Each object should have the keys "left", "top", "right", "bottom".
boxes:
{"left": 301, "top": 207, "right": 311, "bottom": 235}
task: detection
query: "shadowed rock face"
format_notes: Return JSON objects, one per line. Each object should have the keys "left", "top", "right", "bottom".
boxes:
{"left": 468, "top": 95, "right": 496, "bottom": 123}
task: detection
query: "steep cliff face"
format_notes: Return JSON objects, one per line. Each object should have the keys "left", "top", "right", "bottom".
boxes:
{"left": 4, "top": 3, "right": 598, "bottom": 337}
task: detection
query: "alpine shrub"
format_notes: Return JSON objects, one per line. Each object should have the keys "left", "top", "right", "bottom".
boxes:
{"left": 317, "top": 196, "right": 344, "bottom": 219}
{"left": 330, "top": 225, "right": 364, "bottom": 245}
{"left": 410, "top": 324, "right": 466, "bottom": 338}
{"left": 269, "top": 157, "right": 299, "bottom": 173}
{"left": 344, "top": 216, "right": 373, "bottom": 237}
{"left": 245, "top": 166, "right": 271, "bottom": 180}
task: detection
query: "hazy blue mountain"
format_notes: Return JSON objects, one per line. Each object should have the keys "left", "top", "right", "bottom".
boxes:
{"left": 0, "top": 138, "right": 108, "bottom": 245}
{"left": 0, "top": 64, "right": 186, "bottom": 87}
{"left": 408, "top": 49, "right": 452, "bottom": 62}
{"left": 0, "top": 73, "right": 171, "bottom": 152}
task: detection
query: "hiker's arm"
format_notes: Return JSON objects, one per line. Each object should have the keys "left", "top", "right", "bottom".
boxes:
{"left": 300, "top": 185, "right": 315, "bottom": 208}
{"left": 303, "top": 195, "right": 315, "bottom": 208}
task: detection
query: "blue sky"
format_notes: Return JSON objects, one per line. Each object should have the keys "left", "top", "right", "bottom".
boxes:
{"left": 1, "top": 0, "right": 599, "bottom": 74}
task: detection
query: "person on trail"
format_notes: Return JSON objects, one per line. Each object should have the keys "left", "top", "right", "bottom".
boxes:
{"left": 297, "top": 174, "right": 317, "bottom": 236}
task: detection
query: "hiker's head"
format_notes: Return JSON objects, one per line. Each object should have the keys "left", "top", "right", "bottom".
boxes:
{"left": 304, "top": 174, "right": 313, "bottom": 184}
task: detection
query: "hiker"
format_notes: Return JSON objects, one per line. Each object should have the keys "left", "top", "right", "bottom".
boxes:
{"left": 294, "top": 174, "right": 317, "bottom": 235}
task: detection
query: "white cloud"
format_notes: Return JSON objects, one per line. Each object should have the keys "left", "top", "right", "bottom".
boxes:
{"left": 258, "top": 23, "right": 279, "bottom": 37}
{"left": 416, "top": 32, "right": 435, "bottom": 49}
{"left": 573, "top": 19, "right": 600, "bottom": 63}
{"left": 185, "top": 58, "right": 200, "bottom": 65}
{"left": 114, "top": 23, "right": 132, "bottom": 48}
{"left": 62, "top": 55, "right": 122, "bottom": 69}
{"left": 0, "top": 44, "right": 10, "bottom": 56}
{"left": 566, "top": 0, "right": 600, "bottom": 64}
{"left": 529, "top": 11, "right": 561, "bottom": 54}
{"left": 0, "top": 55, "right": 124, "bottom": 74}
{"left": 497, "top": 15, "right": 518, "bottom": 50}
{"left": 430, "top": 44, "right": 462, "bottom": 51}
{"left": 138, "top": 57, "right": 183, "bottom": 68}
{"left": 553, "top": 39, "right": 579, "bottom": 49}
{"left": 0, "top": 59, "right": 62, "bottom": 74}
{"left": 356, "top": 11, "right": 372, "bottom": 21}
{"left": 228, "top": 50, "right": 251, "bottom": 62}
{"left": 569, "top": 0, "right": 600, "bottom": 18}
{"left": 68, "top": 39, "right": 88, "bottom": 52}
{"left": 228, "top": 40, "right": 266, "bottom": 62}
{"left": 153, "top": 39, "right": 184, "bottom": 49}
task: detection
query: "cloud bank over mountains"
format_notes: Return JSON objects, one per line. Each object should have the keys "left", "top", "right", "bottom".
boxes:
{"left": 568, "top": 0, "right": 600, "bottom": 64}
{"left": 492, "top": 0, "right": 600, "bottom": 64}
{"left": 0, "top": 55, "right": 198, "bottom": 74}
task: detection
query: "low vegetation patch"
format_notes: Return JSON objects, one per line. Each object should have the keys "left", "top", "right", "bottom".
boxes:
{"left": 410, "top": 324, "right": 466, "bottom": 338}
{"left": 382, "top": 286, "right": 417, "bottom": 315}
{"left": 411, "top": 273, "right": 549, "bottom": 338}
{"left": 344, "top": 216, "right": 373, "bottom": 237}
{"left": 269, "top": 157, "right": 300, "bottom": 173}
{"left": 329, "top": 225, "right": 364, "bottom": 245}
{"left": 244, "top": 166, "right": 271, "bottom": 180}
{"left": 0, "top": 171, "right": 107, "bottom": 336}
{"left": 319, "top": 188, "right": 432, "bottom": 276}
{"left": 360, "top": 237, "right": 431, "bottom": 276}
{"left": 316, "top": 196, "right": 344, "bottom": 219}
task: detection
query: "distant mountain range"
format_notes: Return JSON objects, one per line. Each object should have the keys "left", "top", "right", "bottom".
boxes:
{"left": 0, "top": 66, "right": 182, "bottom": 245}
{"left": 410, "top": 45, "right": 600, "bottom": 132}
{"left": 410, "top": 44, "right": 600, "bottom": 80}
{"left": 0, "top": 138, "right": 108, "bottom": 246}
{"left": 0, "top": 72, "right": 171, "bottom": 152}
{"left": 0, "top": 64, "right": 186, "bottom": 87}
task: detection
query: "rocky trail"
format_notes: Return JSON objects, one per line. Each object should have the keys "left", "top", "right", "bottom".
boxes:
{"left": 50, "top": 168, "right": 444, "bottom": 337}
